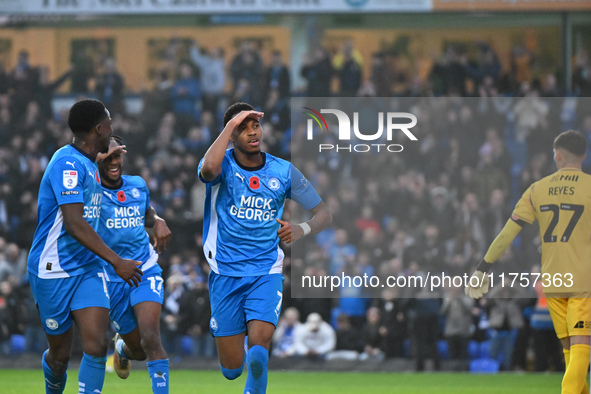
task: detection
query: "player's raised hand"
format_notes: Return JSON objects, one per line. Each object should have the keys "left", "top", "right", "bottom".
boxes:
{"left": 465, "top": 270, "right": 490, "bottom": 299}
{"left": 97, "top": 144, "right": 127, "bottom": 162}
{"left": 114, "top": 257, "right": 143, "bottom": 287}
{"left": 153, "top": 217, "right": 171, "bottom": 254}
{"left": 230, "top": 110, "right": 264, "bottom": 128}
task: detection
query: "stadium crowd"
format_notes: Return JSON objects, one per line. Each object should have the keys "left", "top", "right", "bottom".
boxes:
{"left": 1, "top": 37, "right": 591, "bottom": 373}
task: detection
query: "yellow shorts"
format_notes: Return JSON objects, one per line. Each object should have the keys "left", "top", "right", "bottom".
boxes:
{"left": 547, "top": 297, "right": 591, "bottom": 339}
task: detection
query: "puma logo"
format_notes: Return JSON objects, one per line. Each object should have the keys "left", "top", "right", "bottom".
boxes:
{"left": 66, "top": 161, "right": 76, "bottom": 168}
{"left": 235, "top": 172, "right": 245, "bottom": 183}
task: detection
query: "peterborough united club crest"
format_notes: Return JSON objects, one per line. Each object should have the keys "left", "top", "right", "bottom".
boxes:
{"left": 210, "top": 317, "right": 218, "bottom": 332}
{"left": 268, "top": 177, "right": 280, "bottom": 191}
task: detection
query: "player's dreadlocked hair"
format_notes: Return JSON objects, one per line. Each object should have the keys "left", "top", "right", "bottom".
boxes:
{"left": 68, "top": 99, "right": 109, "bottom": 136}
{"left": 554, "top": 130, "right": 586, "bottom": 157}
{"left": 223, "top": 102, "right": 255, "bottom": 128}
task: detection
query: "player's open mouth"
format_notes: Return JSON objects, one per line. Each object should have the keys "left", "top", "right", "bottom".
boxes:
{"left": 248, "top": 139, "right": 259, "bottom": 147}
{"left": 108, "top": 166, "right": 120, "bottom": 175}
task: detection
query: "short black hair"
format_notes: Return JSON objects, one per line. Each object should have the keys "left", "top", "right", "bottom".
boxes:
{"left": 67, "top": 99, "right": 109, "bottom": 136}
{"left": 111, "top": 135, "right": 125, "bottom": 146}
{"left": 222, "top": 102, "right": 255, "bottom": 128}
{"left": 554, "top": 130, "right": 586, "bottom": 157}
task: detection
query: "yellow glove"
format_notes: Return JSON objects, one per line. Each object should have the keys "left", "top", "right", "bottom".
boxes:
{"left": 465, "top": 270, "right": 490, "bottom": 299}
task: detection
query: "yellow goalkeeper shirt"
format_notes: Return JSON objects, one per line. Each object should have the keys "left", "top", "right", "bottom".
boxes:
{"left": 512, "top": 168, "right": 591, "bottom": 295}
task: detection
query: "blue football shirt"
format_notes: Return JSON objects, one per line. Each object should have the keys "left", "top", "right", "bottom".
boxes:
{"left": 98, "top": 175, "right": 157, "bottom": 282}
{"left": 28, "top": 144, "right": 103, "bottom": 278}
{"left": 198, "top": 149, "right": 321, "bottom": 277}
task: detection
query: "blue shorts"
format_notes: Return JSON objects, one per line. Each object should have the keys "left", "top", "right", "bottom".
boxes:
{"left": 29, "top": 268, "right": 110, "bottom": 335}
{"left": 108, "top": 265, "right": 164, "bottom": 335}
{"left": 208, "top": 272, "right": 284, "bottom": 337}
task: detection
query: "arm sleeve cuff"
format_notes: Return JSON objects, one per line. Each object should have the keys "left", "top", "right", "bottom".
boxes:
{"left": 476, "top": 259, "right": 493, "bottom": 273}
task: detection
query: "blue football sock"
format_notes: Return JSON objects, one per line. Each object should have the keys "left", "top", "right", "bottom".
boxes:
{"left": 147, "top": 358, "right": 169, "bottom": 394}
{"left": 244, "top": 345, "right": 269, "bottom": 394}
{"left": 78, "top": 353, "right": 106, "bottom": 394}
{"left": 42, "top": 350, "right": 67, "bottom": 394}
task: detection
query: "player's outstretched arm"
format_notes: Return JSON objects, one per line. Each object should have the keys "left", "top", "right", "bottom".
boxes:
{"left": 199, "top": 110, "right": 264, "bottom": 182}
{"left": 465, "top": 218, "right": 524, "bottom": 299}
{"left": 61, "top": 203, "right": 143, "bottom": 287}
{"left": 145, "top": 206, "right": 171, "bottom": 253}
{"left": 277, "top": 201, "right": 332, "bottom": 244}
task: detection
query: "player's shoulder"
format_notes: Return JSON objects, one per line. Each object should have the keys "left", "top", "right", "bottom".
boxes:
{"left": 264, "top": 152, "right": 292, "bottom": 172}
{"left": 122, "top": 175, "right": 147, "bottom": 188}
{"left": 47, "top": 145, "right": 92, "bottom": 174}
{"left": 122, "top": 175, "right": 149, "bottom": 196}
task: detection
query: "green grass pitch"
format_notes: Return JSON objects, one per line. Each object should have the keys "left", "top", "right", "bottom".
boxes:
{"left": 1, "top": 369, "right": 566, "bottom": 393}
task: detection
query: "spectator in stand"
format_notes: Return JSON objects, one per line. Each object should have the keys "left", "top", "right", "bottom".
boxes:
{"left": 272, "top": 306, "right": 301, "bottom": 358}
{"left": 0, "top": 61, "right": 9, "bottom": 95}
{"left": 264, "top": 88, "right": 290, "bottom": 132}
{"left": 328, "top": 228, "right": 357, "bottom": 275}
{"left": 300, "top": 47, "right": 333, "bottom": 97}
{"left": 360, "top": 307, "right": 386, "bottom": 361}
{"left": 294, "top": 312, "right": 336, "bottom": 360}
{"left": 464, "top": 41, "right": 501, "bottom": 88}
{"left": 141, "top": 69, "right": 173, "bottom": 133}
{"left": 440, "top": 285, "right": 473, "bottom": 371}
{"left": 370, "top": 52, "right": 393, "bottom": 97}
{"left": 9, "top": 50, "right": 38, "bottom": 124}
{"left": 36, "top": 65, "right": 72, "bottom": 121}
{"left": 541, "top": 73, "right": 562, "bottom": 97}
{"left": 265, "top": 50, "right": 290, "bottom": 99}
{"left": 407, "top": 224, "right": 446, "bottom": 273}
{"left": 373, "top": 287, "right": 406, "bottom": 358}
{"left": 161, "top": 274, "right": 186, "bottom": 359}
{"left": 178, "top": 279, "right": 214, "bottom": 358}
{"left": 333, "top": 40, "right": 363, "bottom": 97}
{"left": 95, "top": 58, "right": 125, "bottom": 116}
{"left": 170, "top": 62, "right": 202, "bottom": 133}
{"left": 326, "top": 313, "right": 363, "bottom": 361}
{"left": 229, "top": 41, "right": 263, "bottom": 107}
{"left": 472, "top": 152, "right": 509, "bottom": 207}
{"left": 18, "top": 281, "right": 45, "bottom": 355}
{"left": 404, "top": 294, "right": 442, "bottom": 371}
{"left": 0, "top": 280, "right": 19, "bottom": 356}
{"left": 428, "top": 187, "right": 457, "bottom": 240}
{"left": 455, "top": 193, "right": 486, "bottom": 254}
{"left": 511, "top": 45, "right": 534, "bottom": 85}
{"left": 190, "top": 41, "right": 226, "bottom": 116}
{"left": 485, "top": 285, "right": 526, "bottom": 371}
{"left": 0, "top": 243, "right": 26, "bottom": 283}
{"left": 573, "top": 51, "right": 591, "bottom": 96}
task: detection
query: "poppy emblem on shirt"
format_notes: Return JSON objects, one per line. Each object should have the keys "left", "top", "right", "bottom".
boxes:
{"left": 95, "top": 170, "right": 101, "bottom": 183}
{"left": 117, "top": 190, "right": 126, "bottom": 202}
{"left": 249, "top": 176, "right": 260, "bottom": 190}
